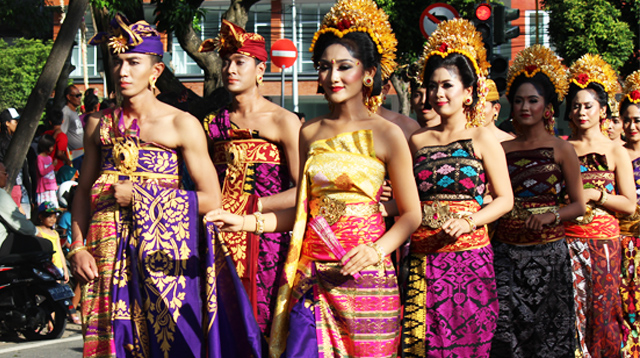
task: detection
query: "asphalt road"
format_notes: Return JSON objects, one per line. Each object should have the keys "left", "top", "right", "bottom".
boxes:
{"left": 0, "top": 322, "right": 83, "bottom": 357}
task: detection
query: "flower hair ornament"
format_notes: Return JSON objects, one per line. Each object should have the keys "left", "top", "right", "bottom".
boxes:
{"left": 622, "top": 70, "right": 640, "bottom": 106}
{"left": 420, "top": 19, "right": 490, "bottom": 128}
{"left": 506, "top": 45, "right": 568, "bottom": 135}
{"left": 309, "top": 0, "right": 397, "bottom": 114}
{"left": 567, "top": 54, "right": 621, "bottom": 136}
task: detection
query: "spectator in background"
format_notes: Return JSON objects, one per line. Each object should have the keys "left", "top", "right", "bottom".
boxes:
{"left": 62, "top": 85, "right": 84, "bottom": 171}
{"left": 36, "top": 134, "right": 58, "bottom": 207}
{"left": 0, "top": 108, "right": 35, "bottom": 216}
{"left": 43, "top": 110, "right": 72, "bottom": 176}
{"left": 80, "top": 92, "right": 100, "bottom": 128}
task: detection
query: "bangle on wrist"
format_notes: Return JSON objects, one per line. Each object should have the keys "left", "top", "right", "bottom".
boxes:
{"left": 461, "top": 215, "right": 477, "bottom": 232}
{"left": 552, "top": 211, "right": 561, "bottom": 226}
{"left": 66, "top": 246, "right": 87, "bottom": 260}
{"left": 70, "top": 240, "right": 83, "bottom": 248}
{"left": 366, "top": 242, "right": 385, "bottom": 266}
{"left": 253, "top": 212, "right": 265, "bottom": 235}
{"left": 596, "top": 190, "right": 608, "bottom": 206}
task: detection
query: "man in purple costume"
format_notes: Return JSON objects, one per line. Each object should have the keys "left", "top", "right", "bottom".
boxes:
{"left": 199, "top": 19, "right": 300, "bottom": 337}
{"left": 70, "top": 14, "right": 221, "bottom": 357}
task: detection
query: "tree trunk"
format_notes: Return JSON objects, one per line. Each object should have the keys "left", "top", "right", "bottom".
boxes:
{"left": 4, "top": 0, "right": 90, "bottom": 193}
{"left": 52, "top": 47, "right": 76, "bottom": 111}
{"left": 390, "top": 74, "right": 411, "bottom": 116}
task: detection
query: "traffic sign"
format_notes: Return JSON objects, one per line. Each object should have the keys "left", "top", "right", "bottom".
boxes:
{"left": 419, "top": 3, "right": 460, "bottom": 39}
{"left": 270, "top": 39, "right": 298, "bottom": 69}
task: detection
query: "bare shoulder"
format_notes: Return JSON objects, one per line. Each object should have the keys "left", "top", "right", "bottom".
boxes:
{"left": 383, "top": 110, "right": 420, "bottom": 138}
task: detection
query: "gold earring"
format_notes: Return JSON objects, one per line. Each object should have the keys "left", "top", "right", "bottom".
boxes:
{"left": 257, "top": 75, "right": 263, "bottom": 85}
{"left": 464, "top": 97, "right": 472, "bottom": 106}
{"left": 149, "top": 76, "right": 157, "bottom": 91}
{"left": 363, "top": 75, "right": 373, "bottom": 87}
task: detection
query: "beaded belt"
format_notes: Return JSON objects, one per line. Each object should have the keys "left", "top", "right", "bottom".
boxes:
{"left": 502, "top": 200, "right": 559, "bottom": 221}
{"left": 420, "top": 200, "right": 472, "bottom": 229}
{"left": 309, "top": 196, "right": 380, "bottom": 226}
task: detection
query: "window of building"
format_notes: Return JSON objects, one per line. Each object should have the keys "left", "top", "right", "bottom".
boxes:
{"left": 524, "top": 10, "right": 552, "bottom": 49}
{"left": 69, "top": 19, "right": 100, "bottom": 78}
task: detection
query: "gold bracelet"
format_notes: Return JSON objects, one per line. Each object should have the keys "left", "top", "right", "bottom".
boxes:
{"left": 66, "top": 246, "right": 87, "bottom": 260}
{"left": 253, "top": 211, "right": 265, "bottom": 235}
{"left": 553, "top": 211, "right": 561, "bottom": 226}
{"left": 596, "top": 190, "right": 608, "bottom": 206}
{"left": 461, "top": 214, "right": 477, "bottom": 232}
{"left": 366, "top": 242, "right": 385, "bottom": 266}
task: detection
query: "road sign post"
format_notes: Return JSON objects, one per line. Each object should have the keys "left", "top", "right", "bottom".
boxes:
{"left": 270, "top": 39, "right": 298, "bottom": 108}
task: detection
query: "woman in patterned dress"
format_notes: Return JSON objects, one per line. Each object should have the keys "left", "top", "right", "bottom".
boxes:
{"left": 489, "top": 45, "right": 585, "bottom": 358}
{"left": 564, "top": 54, "right": 637, "bottom": 358}
{"left": 619, "top": 70, "right": 640, "bottom": 357}
{"left": 401, "top": 19, "right": 513, "bottom": 358}
{"left": 206, "top": 0, "right": 421, "bottom": 356}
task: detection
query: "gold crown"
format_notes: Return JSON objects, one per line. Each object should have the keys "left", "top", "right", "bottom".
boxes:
{"left": 622, "top": 70, "right": 640, "bottom": 105}
{"left": 567, "top": 54, "right": 621, "bottom": 101}
{"left": 506, "top": 44, "right": 568, "bottom": 102}
{"left": 421, "top": 18, "right": 490, "bottom": 79}
{"left": 420, "top": 19, "right": 490, "bottom": 127}
{"left": 309, "top": 0, "right": 397, "bottom": 79}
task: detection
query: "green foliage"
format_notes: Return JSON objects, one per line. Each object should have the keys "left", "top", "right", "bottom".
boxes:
{"left": 543, "top": 0, "right": 634, "bottom": 71}
{"left": 0, "top": 38, "right": 53, "bottom": 111}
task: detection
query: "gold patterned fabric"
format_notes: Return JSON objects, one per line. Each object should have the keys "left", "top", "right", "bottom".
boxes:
{"left": 82, "top": 108, "right": 204, "bottom": 357}
{"left": 270, "top": 130, "right": 401, "bottom": 357}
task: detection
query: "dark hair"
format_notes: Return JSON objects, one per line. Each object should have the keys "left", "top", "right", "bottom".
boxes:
{"left": 38, "top": 134, "right": 55, "bottom": 154}
{"left": 63, "top": 85, "right": 77, "bottom": 97}
{"left": 100, "top": 99, "right": 115, "bottom": 111}
{"left": 423, "top": 53, "right": 479, "bottom": 107}
{"left": 564, "top": 82, "right": 609, "bottom": 122}
{"left": 47, "top": 110, "right": 63, "bottom": 127}
{"left": 507, "top": 72, "right": 560, "bottom": 114}
{"left": 83, "top": 94, "right": 100, "bottom": 112}
{"left": 619, "top": 96, "right": 640, "bottom": 119}
{"left": 0, "top": 108, "right": 19, "bottom": 136}
{"left": 312, "top": 32, "right": 382, "bottom": 96}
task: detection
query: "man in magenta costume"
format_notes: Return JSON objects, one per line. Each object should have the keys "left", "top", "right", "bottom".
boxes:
{"left": 199, "top": 19, "right": 301, "bottom": 337}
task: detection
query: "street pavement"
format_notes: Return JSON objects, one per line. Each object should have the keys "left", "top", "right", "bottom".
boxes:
{"left": 0, "top": 322, "right": 82, "bottom": 357}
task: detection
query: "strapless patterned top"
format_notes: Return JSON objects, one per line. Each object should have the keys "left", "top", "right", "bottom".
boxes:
{"left": 411, "top": 139, "right": 489, "bottom": 253}
{"left": 564, "top": 152, "right": 619, "bottom": 239}
{"left": 496, "top": 148, "right": 565, "bottom": 245}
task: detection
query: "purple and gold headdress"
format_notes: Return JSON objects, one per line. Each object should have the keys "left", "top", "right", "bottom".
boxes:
{"left": 89, "top": 13, "right": 164, "bottom": 57}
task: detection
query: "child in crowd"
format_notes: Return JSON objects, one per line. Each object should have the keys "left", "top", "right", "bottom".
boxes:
{"left": 36, "top": 202, "right": 68, "bottom": 283}
{"left": 36, "top": 135, "right": 58, "bottom": 207}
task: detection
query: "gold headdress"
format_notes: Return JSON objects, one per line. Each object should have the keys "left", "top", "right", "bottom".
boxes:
{"left": 567, "top": 54, "right": 620, "bottom": 101}
{"left": 567, "top": 54, "right": 621, "bottom": 135}
{"left": 622, "top": 70, "right": 640, "bottom": 106}
{"left": 420, "top": 19, "right": 490, "bottom": 127}
{"left": 309, "top": 0, "right": 397, "bottom": 114}
{"left": 505, "top": 45, "right": 567, "bottom": 134}
{"left": 309, "top": 0, "right": 397, "bottom": 79}
{"left": 506, "top": 45, "right": 568, "bottom": 102}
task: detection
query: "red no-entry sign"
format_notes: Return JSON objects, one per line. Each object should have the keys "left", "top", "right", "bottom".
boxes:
{"left": 270, "top": 39, "right": 298, "bottom": 69}
{"left": 420, "top": 3, "right": 460, "bottom": 39}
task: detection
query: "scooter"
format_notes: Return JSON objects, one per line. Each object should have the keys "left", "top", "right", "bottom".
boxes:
{"left": 0, "top": 250, "right": 75, "bottom": 340}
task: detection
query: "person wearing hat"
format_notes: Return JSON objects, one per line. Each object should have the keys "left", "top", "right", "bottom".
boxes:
{"left": 482, "top": 79, "right": 515, "bottom": 142}
{"left": 198, "top": 19, "right": 301, "bottom": 337}
{"left": 35, "top": 201, "right": 68, "bottom": 282}
{"left": 71, "top": 14, "right": 221, "bottom": 357}
{"left": 0, "top": 108, "right": 35, "bottom": 217}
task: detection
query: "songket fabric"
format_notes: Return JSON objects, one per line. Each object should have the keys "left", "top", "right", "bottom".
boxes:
{"left": 205, "top": 108, "right": 293, "bottom": 335}
{"left": 82, "top": 108, "right": 205, "bottom": 357}
{"left": 564, "top": 153, "right": 623, "bottom": 358}
{"left": 270, "top": 130, "right": 401, "bottom": 358}
{"left": 403, "top": 139, "right": 498, "bottom": 358}
{"left": 491, "top": 148, "right": 575, "bottom": 358}
{"left": 620, "top": 156, "right": 640, "bottom": 358}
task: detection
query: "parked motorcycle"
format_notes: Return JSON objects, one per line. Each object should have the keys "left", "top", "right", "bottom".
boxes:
{"left": 0, "top": 250, "right": 75, "bottom": 340}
